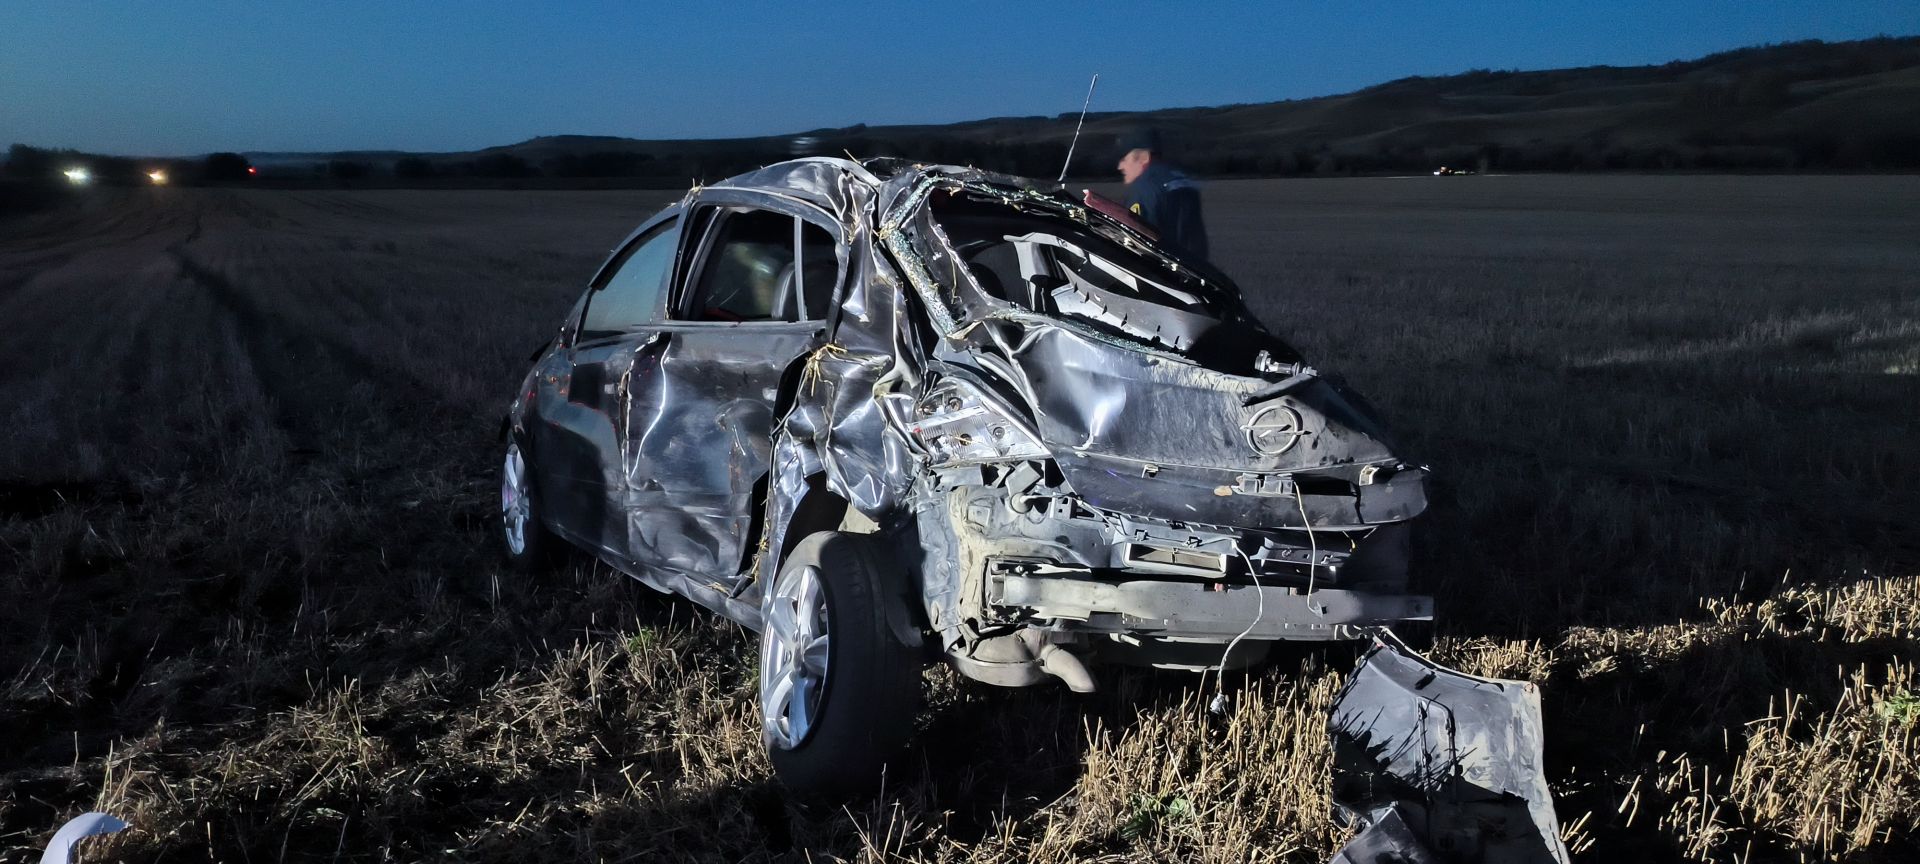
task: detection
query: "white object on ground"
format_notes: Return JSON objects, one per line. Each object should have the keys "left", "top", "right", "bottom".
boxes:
{"left": 39, "top": 812, "right": 128, "bottom": 864}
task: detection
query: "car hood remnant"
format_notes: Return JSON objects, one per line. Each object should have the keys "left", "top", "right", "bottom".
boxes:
{"left": 1330, "top": 632, "right": 1569, "bottom": 864}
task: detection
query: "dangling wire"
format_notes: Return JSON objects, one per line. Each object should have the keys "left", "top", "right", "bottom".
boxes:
{"left": 1210, "top": 545, "right": 1267, "bottom": 716}
{"left": 1293, "top": 483, "right": 1319, "bottom": 597}
{"left": 1210, "top": 482, "right": 1317, "bottom": 718}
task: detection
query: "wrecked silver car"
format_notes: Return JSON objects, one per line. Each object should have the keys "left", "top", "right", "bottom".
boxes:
{"left": 499, "top": 158, "right": 1565, "bottom": 861}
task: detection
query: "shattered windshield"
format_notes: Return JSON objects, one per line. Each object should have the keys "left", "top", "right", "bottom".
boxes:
{"left": 919, "top": 188, "right": 1250, "bottom": 353}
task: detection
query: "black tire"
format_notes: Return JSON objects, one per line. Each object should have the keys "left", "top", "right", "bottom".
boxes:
{"left": 763, "top": 531, "right": 923, "bottom": 799}
{"left": 498, "top": 434, "right": 561, "bottom": 574}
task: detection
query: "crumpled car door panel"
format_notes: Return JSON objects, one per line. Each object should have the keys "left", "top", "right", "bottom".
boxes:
{"left": 623, "top": 324, "right": 818, "bottom": 583}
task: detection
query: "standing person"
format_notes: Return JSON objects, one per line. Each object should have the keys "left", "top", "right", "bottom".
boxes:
{"left": 1115, "top": 128, "right": 1209, "bottom": 260}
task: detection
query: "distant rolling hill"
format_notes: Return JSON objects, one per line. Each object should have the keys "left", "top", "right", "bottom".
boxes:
{"left": 241, "top": 35, "right": 1920, "bottom": 181}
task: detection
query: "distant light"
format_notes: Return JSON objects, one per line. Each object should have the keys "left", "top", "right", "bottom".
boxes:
{"left": 63, "top": 167, "right": 91, "bottom": 185}
{"left": 246, "top": 166, "right": 258, "bottom": 176}
{"left": 148, "top": 170, "right": 168, "bottom": 185}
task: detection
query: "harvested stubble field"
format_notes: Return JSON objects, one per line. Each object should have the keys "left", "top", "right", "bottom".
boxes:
{"left": 1, "top": 174, "right": 1916, "bottom": 862}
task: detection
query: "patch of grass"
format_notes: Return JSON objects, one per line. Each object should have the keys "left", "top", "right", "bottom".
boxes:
{"left": 1120, "top": 792, "right": 1195, "bottom": 842}
{"left": 624, "top": 627, "right": 660, "bottom": 654}
{"left": 2, "top": 178, "right": 1917, "bottom": 862}
{"left": 1879, "top": 690, "right": 1920, "bottom": 727}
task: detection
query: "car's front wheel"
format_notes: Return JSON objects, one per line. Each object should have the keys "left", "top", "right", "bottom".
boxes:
{"left": 761, "top": 531, "right": 922, "bottom": 799}
{"left": 499, "top": 436, "right": 558, "bottom": 572}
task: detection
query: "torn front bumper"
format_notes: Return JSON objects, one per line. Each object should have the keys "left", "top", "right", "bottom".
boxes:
{"left": 1329, "top": 632, "right": 1570, "bottom": 864}
{"left": 990, "top": 573, "right": 1433, "bottom": 642}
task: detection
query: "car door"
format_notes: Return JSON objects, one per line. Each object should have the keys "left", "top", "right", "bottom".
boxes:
{"left": 531, "top": 213, "right": 682, "bottom": 558}
{"left": 620, "top": 193, "right": 843, "bottom": 588}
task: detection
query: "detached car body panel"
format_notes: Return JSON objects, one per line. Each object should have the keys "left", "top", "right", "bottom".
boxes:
{"left": 499, "top": 158, "right": 1566, "bottom": 861}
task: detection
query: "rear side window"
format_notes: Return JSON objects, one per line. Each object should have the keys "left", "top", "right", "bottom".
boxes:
{"left": 581, "top": 219, "right": 681, "bottom": 339}
{"left": 686, "top": 210, "right": 797, "bottom": 322}
{"left": 679, "top": 207, "right": 841, "bottom": 323}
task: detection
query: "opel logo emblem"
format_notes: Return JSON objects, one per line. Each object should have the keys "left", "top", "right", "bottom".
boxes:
{"left": 1243, "top": 405, "right": 1307, "bottom": 456}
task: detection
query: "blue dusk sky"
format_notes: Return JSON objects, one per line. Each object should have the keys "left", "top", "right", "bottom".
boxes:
{"left": 1, "top": 0, "right": 1913, "bottom": 155}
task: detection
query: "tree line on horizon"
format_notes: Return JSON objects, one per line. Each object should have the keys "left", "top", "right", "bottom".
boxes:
{"left": 6, "top": 35, "right": 1918, "bottom": 205}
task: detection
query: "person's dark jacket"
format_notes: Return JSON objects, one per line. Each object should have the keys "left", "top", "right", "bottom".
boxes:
{"left": 1123, "top": 161, "right": 1209, "bottom": 260}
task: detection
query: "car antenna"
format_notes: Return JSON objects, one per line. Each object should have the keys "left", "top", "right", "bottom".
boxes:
{"left": 1057, "top": 73, "right": 1100, "bottom": 183}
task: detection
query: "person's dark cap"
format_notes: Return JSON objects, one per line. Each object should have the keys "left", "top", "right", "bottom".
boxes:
{"left": 1115, "top": 127, "right": 1161, "bottom": 156}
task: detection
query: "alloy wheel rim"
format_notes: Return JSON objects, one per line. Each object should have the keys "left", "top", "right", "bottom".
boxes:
{"left": 501, "top": 441, "right": 529, "bottom": 556}
{"left": 761, "top": 564, "right": 831, "bottom": 750}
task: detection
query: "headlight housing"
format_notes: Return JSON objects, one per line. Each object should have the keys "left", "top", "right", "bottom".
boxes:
{"left": 909, "top": 382, "right": 1048, "bottom": 466}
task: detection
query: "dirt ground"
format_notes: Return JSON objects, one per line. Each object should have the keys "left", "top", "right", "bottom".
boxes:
{"left": 2, "top": 174, "right": 1916, "bottom": 862}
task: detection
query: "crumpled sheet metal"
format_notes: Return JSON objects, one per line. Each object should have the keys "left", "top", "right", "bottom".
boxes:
{"left": 623, "top": 331, "right": 795, "bottom": 580}
{"left": 751, "top": 160, "right": 929, "bottom": 593}
{"left": 609, "top": 186, "right": 835, "bottom": 584}
{"left": 1329, "top": 633, "right": 1570, "bottom": 864}
{"left": 871, "top": 168, "right": 1423, "bottom": 531}
{"left": 543, "top": 157, "right": 914, "bottom": 618}
{"left": 1001, "top": 322, "right": 1423, "bottom": 529}
{"left": 761, "top": 161, "right": 1240, "bottom": 542}
{"left": 593, "top": 160, "right": 1559, "bottom": 864}
{"left": 745, "top": 156, "right": 1430, "bottom": 581}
